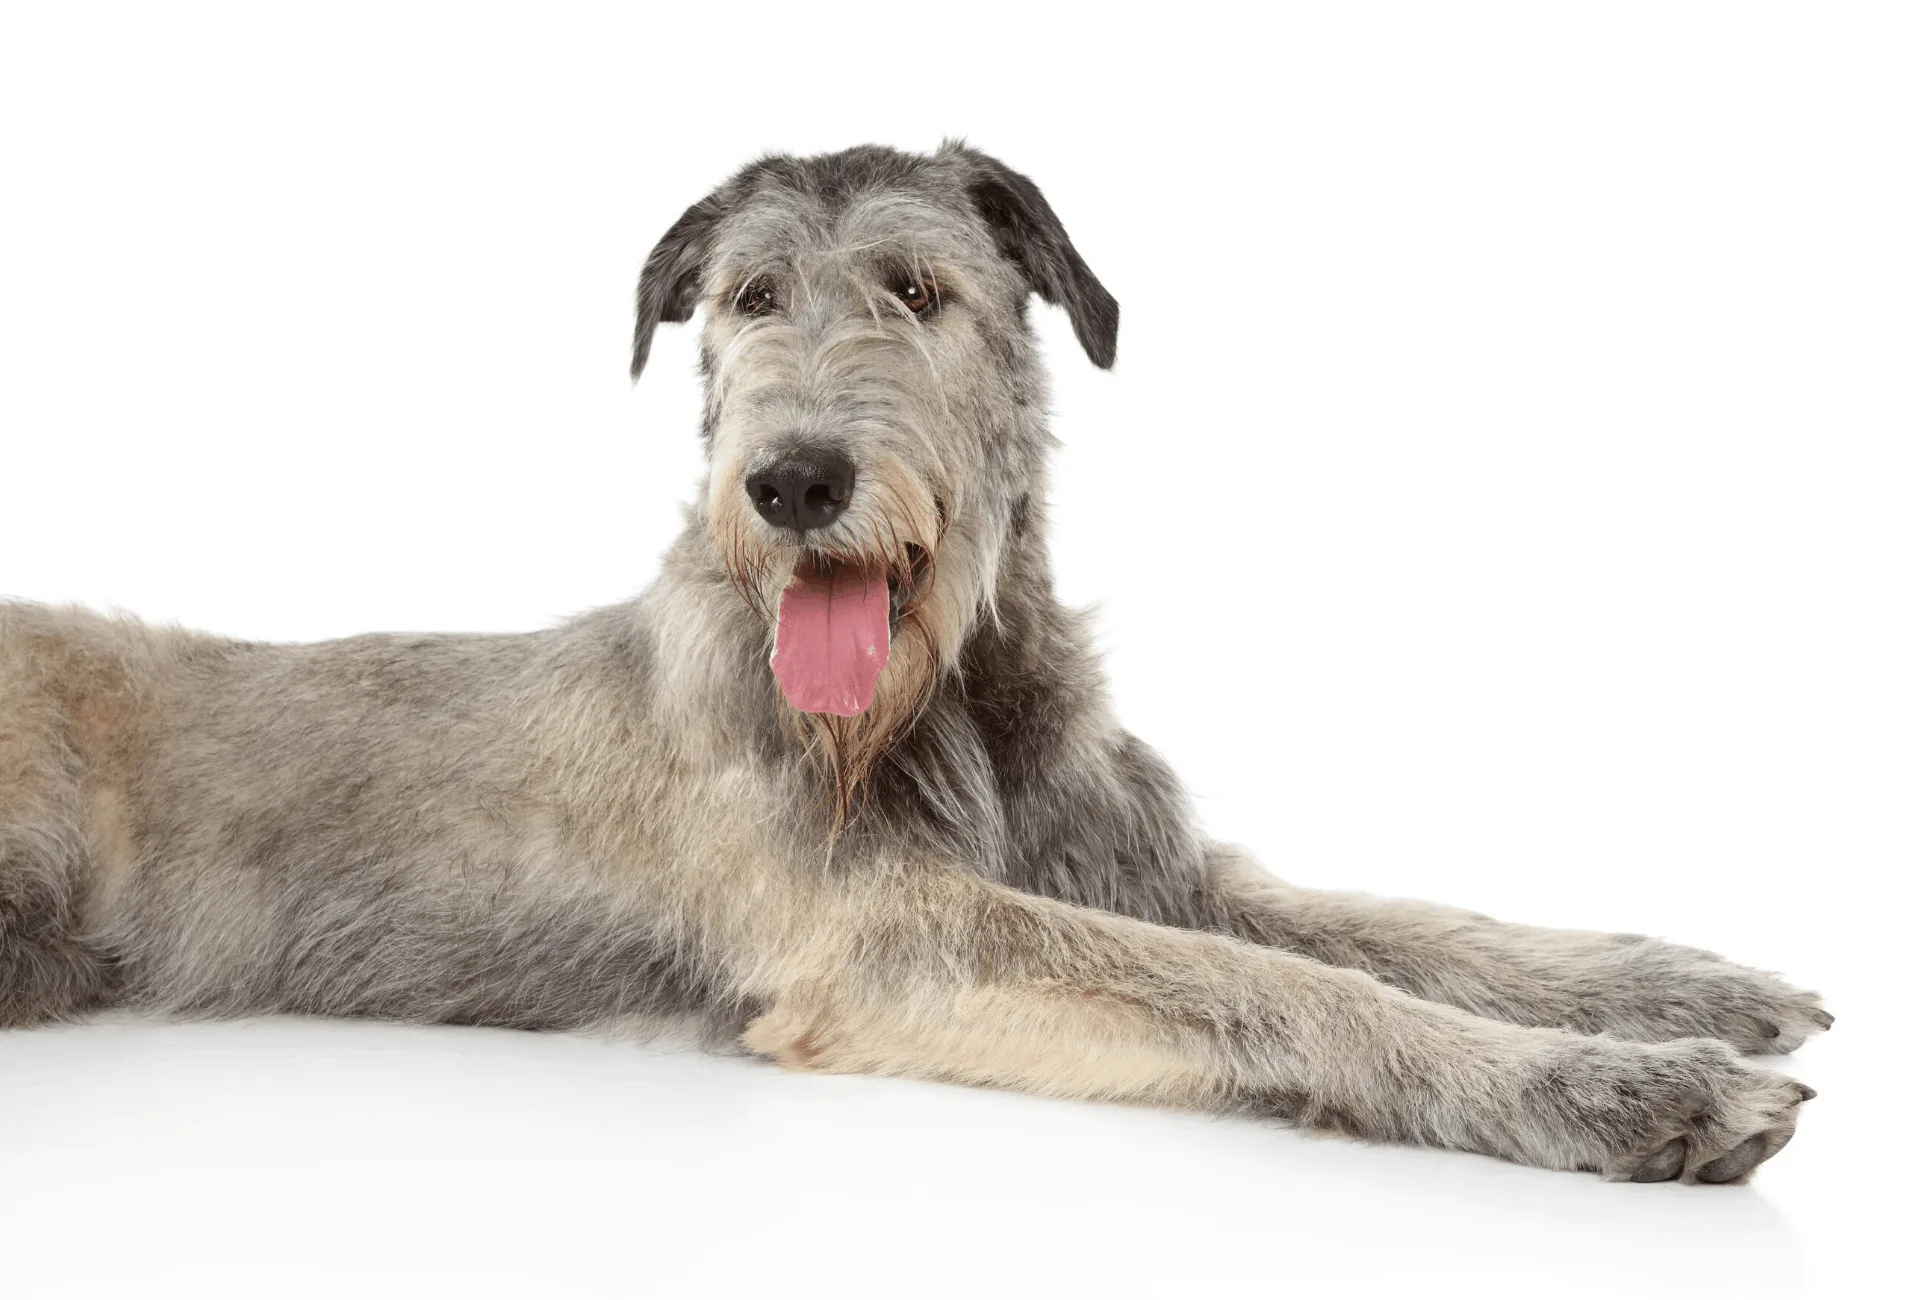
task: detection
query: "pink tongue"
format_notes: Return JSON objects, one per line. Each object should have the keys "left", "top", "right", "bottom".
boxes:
{"left": 771, "top": 562, "right": 891, "bottom": 716}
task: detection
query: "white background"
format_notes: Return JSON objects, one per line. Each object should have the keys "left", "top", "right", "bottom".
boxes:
{"left": 1, "top": 3, "right": 1914, "bottom": 1297}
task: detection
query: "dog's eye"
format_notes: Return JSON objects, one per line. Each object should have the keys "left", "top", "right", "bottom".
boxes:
{"left": 895, "top": 278, "right": 938, "bottom": 315}
{"left": 737, "top": 279, "right": 778, "bottom": 316}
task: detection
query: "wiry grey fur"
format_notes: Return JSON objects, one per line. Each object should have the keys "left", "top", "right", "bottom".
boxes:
{"left": 1, "top": 141, "right": 1828, "bottom": 1184}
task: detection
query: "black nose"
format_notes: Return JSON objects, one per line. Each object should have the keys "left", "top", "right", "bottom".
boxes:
{"left": 744, "top": 451, "right": 856, "bottom": 533}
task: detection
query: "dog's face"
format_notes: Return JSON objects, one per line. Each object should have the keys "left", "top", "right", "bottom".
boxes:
{"left": 630, "top": 143, "right": 1115, "bottom": 801}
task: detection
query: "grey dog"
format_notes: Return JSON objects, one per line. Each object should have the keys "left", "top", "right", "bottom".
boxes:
{"left": 0, "top": 141, "right": 1828, "bottom": 1183}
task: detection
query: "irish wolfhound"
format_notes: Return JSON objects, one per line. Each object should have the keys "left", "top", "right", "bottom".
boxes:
{"left": 0, "top": 142, "right": 1827, "bottom": 1184}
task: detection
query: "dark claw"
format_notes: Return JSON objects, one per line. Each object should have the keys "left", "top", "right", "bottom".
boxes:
{"left": 1630, "top": 1138, "right": 1688, "bottom": 1183}
{"left": 1762, "top": 1023, "right": 1781, "bottom": 1039}
{"left": 1696, "top": 1134, "right": 1768, "bottom": 1184}
{"left": 1810, "top": 1009, "right": 1835, "bottom": 1030}
{"left": 1795, "top": 1083, "right": 1818, "bottom": 1102}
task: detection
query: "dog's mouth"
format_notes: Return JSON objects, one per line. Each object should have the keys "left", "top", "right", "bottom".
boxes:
{"left": 768, "top": 544, "right": 928, "bottom": 717}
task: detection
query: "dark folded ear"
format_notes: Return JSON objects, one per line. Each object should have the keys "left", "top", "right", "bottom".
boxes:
{"left": 953, "top": 145, "right": 1119, "bottom": 369}
{"left": 631, "top": 192, "right": 727, "bottom": 380}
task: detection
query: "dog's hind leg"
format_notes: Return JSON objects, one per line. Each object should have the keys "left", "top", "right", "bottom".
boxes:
{"left": 741, "top": 863, "right": 1811, "bottom": 1182}
{"left": 0, "top": 610, "right": 119, "bottom": 1026}
{"left": 0, "top": 840, "right": 112, "bottom": 1026}
{"left": 0, "top": 731, "right": 114, "bottom": 1026}
{"left": 1199, "top": 845, "right": 1831, "bottom": 1056}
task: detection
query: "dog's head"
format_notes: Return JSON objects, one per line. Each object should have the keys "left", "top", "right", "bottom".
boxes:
{"left": 631, "top": 142, "right": 1116, "bottom": 804}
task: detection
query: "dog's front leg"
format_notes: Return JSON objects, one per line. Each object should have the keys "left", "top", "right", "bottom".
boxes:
{"left": 1202, "top": 847, "right": 1832, "bottom": 1055}
{"left": 741, "top": 863, "right": 1811, "bottom": 1182}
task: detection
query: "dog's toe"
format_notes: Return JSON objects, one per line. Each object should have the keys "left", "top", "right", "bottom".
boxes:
{"left": 1630, "top": 1138, "right": 1688, "bottom": 1183}
{"left": 1695, "top": 1134, "right": 1769, "bottom": 1184}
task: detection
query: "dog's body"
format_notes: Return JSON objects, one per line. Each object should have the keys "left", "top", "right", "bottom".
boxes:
{"left": 0, "top": 143, "right": 1826, "bottom": 1183}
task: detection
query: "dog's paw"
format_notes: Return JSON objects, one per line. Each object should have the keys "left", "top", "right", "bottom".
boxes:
{"left": 1534, "top": 1036, "right": 1814, "bottom": 1183}
{"left": 1553, "top": 935, "right": 1833, "bottom": 1055}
